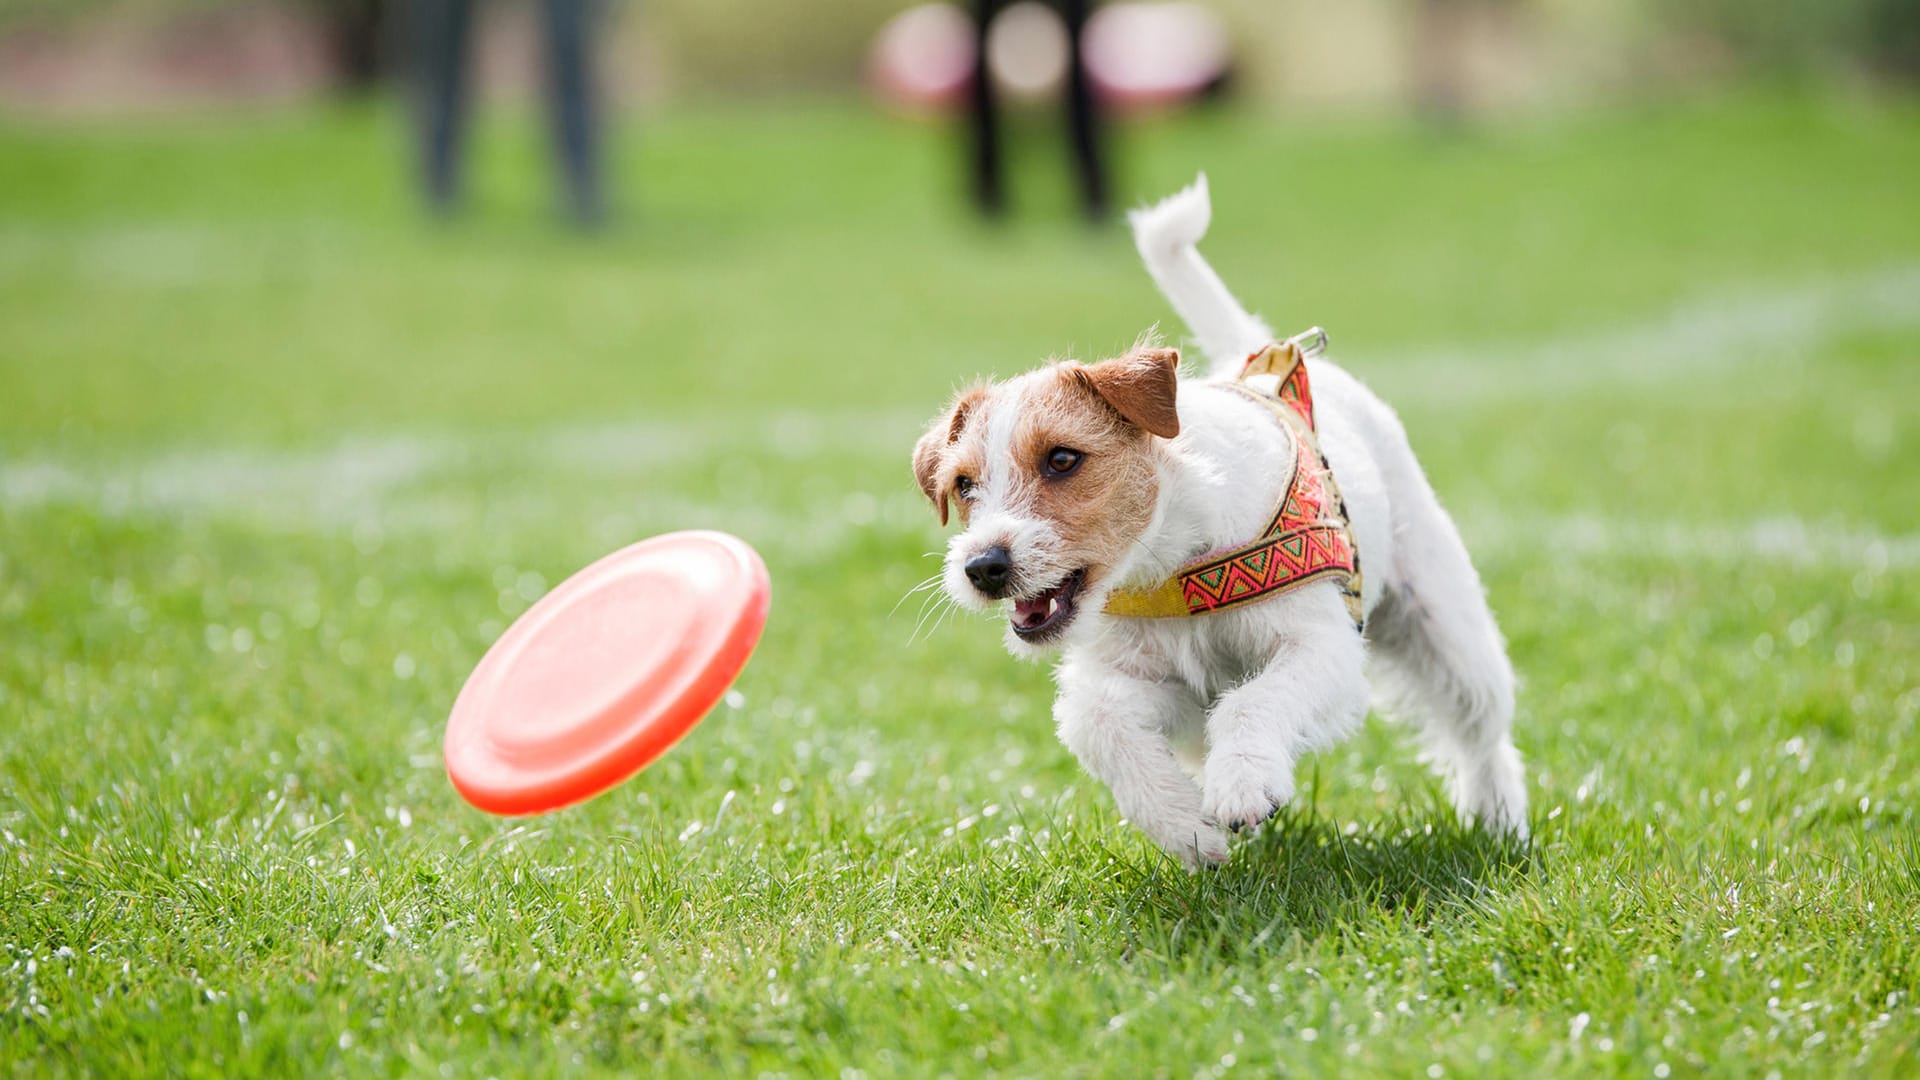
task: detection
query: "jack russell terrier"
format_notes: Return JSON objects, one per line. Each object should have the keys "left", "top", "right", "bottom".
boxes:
{"left": 912, "top": 176, "right": 1528, "bottom": 868}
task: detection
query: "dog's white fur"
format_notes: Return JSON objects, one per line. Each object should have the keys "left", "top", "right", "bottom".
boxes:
{"left": 929, "top": 175, "right": 1528, "bottom": 868}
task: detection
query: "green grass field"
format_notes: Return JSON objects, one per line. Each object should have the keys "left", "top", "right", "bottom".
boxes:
{"left": 3, "top": 93, "right": 1918, "bottom": 1076}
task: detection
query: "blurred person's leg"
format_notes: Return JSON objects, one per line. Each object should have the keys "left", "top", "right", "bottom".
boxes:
{"left": 968, "top": 0, "right": 1005, "bottom": 215}
{"left": 325, "top": 0, "right": 387, "bottom": 93}
{"left": 409, "top": 0, "right": 475, "bottom": 213}
{"left": 542, "top": 0, "right": 605, "bottom": 226}
{"left": 1059, "top": 0, "right": 1107, "bottom": 218}
{"left": 1413, "top": 0, "right": 1467, "bottom": 126}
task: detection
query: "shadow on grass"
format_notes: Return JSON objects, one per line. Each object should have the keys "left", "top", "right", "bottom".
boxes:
{"left": 1100, "top": 810, "right": 1539, "bottom": 963}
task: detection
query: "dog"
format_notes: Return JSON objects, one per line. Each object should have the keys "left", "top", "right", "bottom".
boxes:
{"left": 911, "top": 176, "right": 1528, "bottom": 868}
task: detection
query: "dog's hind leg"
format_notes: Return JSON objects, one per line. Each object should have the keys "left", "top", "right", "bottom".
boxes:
{"left": 1366, "top": 489, "right": 1529, "bottom": 838}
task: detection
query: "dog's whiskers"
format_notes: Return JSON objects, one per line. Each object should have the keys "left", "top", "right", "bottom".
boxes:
{"left": 888, "top": 572, "right": 947, "bottom": 619}
{"left": 907, "top": 590, "right": 942, "bottom": 639}
{"left": 907, "top": 590, "right": 961, "bottom": 646}
{"left": 933, "top": 601, "right": 964, "bottom": 639}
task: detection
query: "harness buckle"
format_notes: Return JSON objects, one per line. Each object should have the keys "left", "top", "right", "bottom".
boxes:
{"left": 1288, "top": 326, "right": 1328, "bottom": 359}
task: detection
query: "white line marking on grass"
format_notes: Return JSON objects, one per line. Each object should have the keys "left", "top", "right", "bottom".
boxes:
{"left": 544, "top": 409, "right": 916, "bottom": 471}
{"left": 6, "top": 435, "right": 1914, "bottom": 574}
{"left": 0, "top": 412, "right": 931, "bottom": 561}
{"left": 0, "top": 437, "right": 457, "bottom": 521}
{"left": 4, "top": 265, "right": 1916, "bottom": 570}
{"left": 0, "top": 410, "right": 922, "bottom": 520}
{"left": 1363, "top": 263, "right": 1920, "bottom": 401}
{"left": 1462, "top": 513, "right": 1918, "bottom": 571}
{"left": 0, "top": 222, "right": 352, "bottom": 288}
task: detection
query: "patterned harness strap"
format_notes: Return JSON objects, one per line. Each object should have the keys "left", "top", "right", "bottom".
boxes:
{"left": 1103, "top": 332, "right": 1365, "bottom": 630}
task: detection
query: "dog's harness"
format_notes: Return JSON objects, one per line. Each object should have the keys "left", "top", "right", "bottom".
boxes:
{"left": 1103, "top": 329, "right": 1365, "bottom": 630}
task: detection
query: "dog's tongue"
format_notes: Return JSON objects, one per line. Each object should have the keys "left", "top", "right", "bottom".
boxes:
{"left": 1014, "top": 593, "right": 1056, "bottom": 629}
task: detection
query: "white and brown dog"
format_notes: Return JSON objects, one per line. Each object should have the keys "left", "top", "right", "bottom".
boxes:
{"left": 912, "top": 176, "right": 1528, "bottom": 868}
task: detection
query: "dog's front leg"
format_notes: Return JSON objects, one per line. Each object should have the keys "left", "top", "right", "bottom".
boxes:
{"left": 1202, "top": 605, "right": 1369, "bottom": 831}
{"left": 1054, "top": 656, "right": 1226, "bottom": 870}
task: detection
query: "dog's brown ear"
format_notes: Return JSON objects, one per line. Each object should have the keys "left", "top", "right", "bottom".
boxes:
{"left": 1077, "top": 347, "right": 1180, "bottom": 438}
{"left": 911, "top": 429, "right": 949, "bottom": 525}
{"left": 912, "top": 383, "right": 989, "bottom": 526}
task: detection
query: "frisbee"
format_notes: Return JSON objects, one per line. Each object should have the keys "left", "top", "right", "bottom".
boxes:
{"left": 444, "top": 530, "right": 770, "bottom": 816}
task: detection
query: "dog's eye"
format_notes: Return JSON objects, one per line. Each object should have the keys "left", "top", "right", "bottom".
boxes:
{"left": 1043, "top": 447, "right": 1084, "bottom": 477}
{"left": 954, "top": 475, "right": 975, "bottom": 498}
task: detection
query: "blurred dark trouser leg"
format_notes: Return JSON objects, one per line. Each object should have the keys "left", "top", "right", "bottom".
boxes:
{"left": 327, "top": 0, "right": 386, "bottom": 93}
{"left": 543, "top": 0, "right": 605, "bottom": 226}
{"left": 410, "top": 0, "right": 474, "bottom": 213}
{"left": 968, "top": 0, "right": 1005, "bottom": 215}
{"left": 1060, "top": 0, "right": 1107, "bottom": 218}
{"left": 1414, "top": 0, "right": 1466, "bottom": 126}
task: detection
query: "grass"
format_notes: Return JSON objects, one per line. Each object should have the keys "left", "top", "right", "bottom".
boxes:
{"left": 2, "top": 91, "right": 1918, "bottom": 1076}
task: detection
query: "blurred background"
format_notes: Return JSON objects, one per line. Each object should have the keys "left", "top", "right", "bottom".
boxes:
{"left": 2, "top": 0, "right": 1915, "bottom": 509}
{"left": 3, "top": 0, "right": 1918, "bottom": 115}
{"left": 2, "top": 0, "right": 1915, "bottom": 696}
{"left": 3, "top": 7, "right": 1918, "bottom": 1072}
{"left": 1, "top": 3, "right": 1914, "bottom": 609}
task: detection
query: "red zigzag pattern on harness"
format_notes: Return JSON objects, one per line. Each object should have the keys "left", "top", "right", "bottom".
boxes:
{"left": 1176, "top": 436, "right": 1358, "bottom": 614}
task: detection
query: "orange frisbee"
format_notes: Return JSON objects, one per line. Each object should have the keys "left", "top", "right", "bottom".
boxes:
{"left": 444, "top": 530, "right": 770, "bottom": 816}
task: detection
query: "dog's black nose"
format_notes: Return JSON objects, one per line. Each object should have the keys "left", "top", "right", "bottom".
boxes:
{"left": 965, "top": 546, "right": 1013, "bottom": 595}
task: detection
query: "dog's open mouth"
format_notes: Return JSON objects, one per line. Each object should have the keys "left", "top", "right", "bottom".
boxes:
{"left": 1010, "top": 569, "right": 1087, "bottom": 642}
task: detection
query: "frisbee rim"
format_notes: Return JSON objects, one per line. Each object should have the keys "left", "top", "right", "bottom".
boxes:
{"left": 444, "top": 530, "right": 769, "bottom": 816}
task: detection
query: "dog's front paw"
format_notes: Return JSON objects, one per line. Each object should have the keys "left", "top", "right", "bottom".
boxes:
{"left": 1133, "top": 811, "right": 1229, "bottom": 870}
{"left": 1201, "top": 752, "right": 1295, "bottom": 833}
{"left": 1167, "top": 821, "right": 1231, "bottom": 871}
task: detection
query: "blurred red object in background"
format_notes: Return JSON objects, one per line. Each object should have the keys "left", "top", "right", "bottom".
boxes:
{"left": 1083, "top": 2, "right": 1230, "bottom": 109}
{"left": 869, "top": 1, "right": 1229, "bottom": 114}
{"left": 868, "top": 3, "right": 976, "bottom": 112}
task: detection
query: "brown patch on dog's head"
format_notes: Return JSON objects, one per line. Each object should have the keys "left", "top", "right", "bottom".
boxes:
{"left": 919, "top": 345, "right": 1183, "bottom": 646}
{"left": 912, "top": 381, "right": 990, "bottom": 526}
{"left": 997, "top": 351, "right": 1176, "bottom": 588}
{"left": 1071, "top": 347, "right": 1181, "bottom": 439}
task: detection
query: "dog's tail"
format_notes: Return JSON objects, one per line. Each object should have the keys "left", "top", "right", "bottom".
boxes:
{"left": 1129, "top": 174, "right": 1274, "bottom": 378}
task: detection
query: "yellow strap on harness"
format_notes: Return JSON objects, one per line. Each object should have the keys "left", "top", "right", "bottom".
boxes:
{"left": 1103, "top": 331, "right": 1365, "bottom": 629}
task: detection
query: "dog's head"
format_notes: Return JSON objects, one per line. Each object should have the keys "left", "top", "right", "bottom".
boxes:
{"left": 912, "top": 346, "right": 1181, "bottom": 655}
